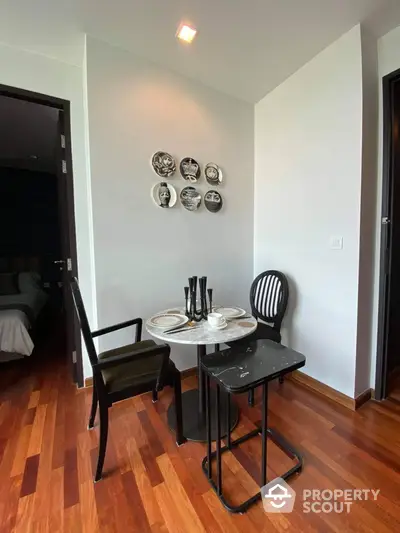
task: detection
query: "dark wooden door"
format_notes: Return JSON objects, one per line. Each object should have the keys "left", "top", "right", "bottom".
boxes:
{"left": 0, "top": 83, "right": 83, "bottom": 386}
{"left": 386, "top": 82, "right": 400, "bottom": 390}
{"left": 377, "top": 71, "right": 400, "bottom": 399}
{"left": 55, "top": 109, "right": 82, "bottom": 386}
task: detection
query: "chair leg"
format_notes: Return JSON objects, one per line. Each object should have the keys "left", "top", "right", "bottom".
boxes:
{"left": 173, "top": 371, "right": 186, "bottom": 446}
{"left": 152, "top": 389, "right": 158, "bottom": 403}
{"left": 248, "top": 388, "right": 255, "bottom": 407}
{"left": 94, "top": 402, "right": 109, "bottom": 482}
{"left": 88, "top": 381, "right": 98, "bottom": 430}
{"left": 279, "top": 376, "right": 284, "bottom": 385}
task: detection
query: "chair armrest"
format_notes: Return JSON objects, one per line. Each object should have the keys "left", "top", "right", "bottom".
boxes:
{"left": 92, "top": 343, "right": 170, "bottom": 372}
{"left": 91, "top": 317, "right": 142, "bottom": 342}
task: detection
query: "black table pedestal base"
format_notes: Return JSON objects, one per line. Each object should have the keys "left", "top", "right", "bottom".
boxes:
{"left": 167, "top": 388, "right": 239, "bottom": 442}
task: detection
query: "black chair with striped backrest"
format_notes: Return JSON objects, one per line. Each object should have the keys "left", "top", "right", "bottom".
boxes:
{"left": 228, "top": 270, "right": 289, "bottom": 406}
{"left": 250, "top": 270, "right": 289, "bottom": 400}
{"left": 250, "top": 270, "right": 289, "bottom": 343}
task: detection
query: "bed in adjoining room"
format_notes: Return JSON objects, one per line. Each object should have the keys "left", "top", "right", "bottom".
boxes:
{"left": 0, "top": 269, "right": 48, "bottom": 362}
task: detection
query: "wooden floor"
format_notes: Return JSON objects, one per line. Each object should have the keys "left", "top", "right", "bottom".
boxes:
{"left": 389, "top": 374, "right": 400, "bottom": 403}
{"left": 1, "top": 336, "right": 400, "bottom": 533}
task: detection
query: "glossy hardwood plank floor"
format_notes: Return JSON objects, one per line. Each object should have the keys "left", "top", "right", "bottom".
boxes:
{"left": 389, "top": 373, "right": 400, "bottom": 403}
{"left": 1, "top": 339, "right": 400, "bottom": 532}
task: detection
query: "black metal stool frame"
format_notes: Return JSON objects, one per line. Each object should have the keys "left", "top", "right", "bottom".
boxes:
{"left": 202, "top": 374, "right": 303, "bottom": 514}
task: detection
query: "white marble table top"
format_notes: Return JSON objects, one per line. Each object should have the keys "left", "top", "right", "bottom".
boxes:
{"left": 146, "top": 308, "right": 258, "bottom": 346}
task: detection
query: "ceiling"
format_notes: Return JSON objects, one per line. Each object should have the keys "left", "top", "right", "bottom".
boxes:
{"left": 0, "top": 96, "right": 59, "bottom": 172}
{"left": 0, "top": 0, "right": 399, "bottom": 103}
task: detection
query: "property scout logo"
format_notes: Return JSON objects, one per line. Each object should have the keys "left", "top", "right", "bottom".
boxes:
{"left": 261, "top": 478, "right": 380, "bottom": 514}
{"left": 261, "top": 478, "right": 296, "bottom": 513}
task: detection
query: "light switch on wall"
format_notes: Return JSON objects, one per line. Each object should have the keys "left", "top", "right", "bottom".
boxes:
{"left": 330, "top": 236, "right": 343, "bottom": 250}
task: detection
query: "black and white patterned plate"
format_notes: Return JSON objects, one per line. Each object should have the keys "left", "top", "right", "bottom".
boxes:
{"left": 204, "top": 190, "right": 223, "bottom": 213}
{"left": 180, "top": 186, "right": 202, "bottom": 211}
{"left": 205, "top": 162, "right": 223, "bottom": 185}
{"left": 151, "top": 151, "right": 176, "bottom": 178}
{"left": 180, "top": 157, "right": 201, "bottom": 183}
{"left": 151, "top": 182, "right": 177, "bottom": 208}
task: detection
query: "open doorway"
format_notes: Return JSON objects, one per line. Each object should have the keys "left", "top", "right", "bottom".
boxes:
{"left": 0, "top": 84, "right": 83, "bottom": 386}
{"left": 375, "top": 67, "right": 400, "bottom": 401}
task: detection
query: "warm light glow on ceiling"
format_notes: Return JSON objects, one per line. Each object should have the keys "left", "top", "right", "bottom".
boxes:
{"left": 176, "top": 24, "right": 197, "bottom": 43}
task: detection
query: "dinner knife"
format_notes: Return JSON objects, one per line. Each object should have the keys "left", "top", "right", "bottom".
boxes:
{"left": 166, "top": 325, "right": 202, "bottom": 335}
{"left": 163, "top": 322, "right": 193, "bottom": 333}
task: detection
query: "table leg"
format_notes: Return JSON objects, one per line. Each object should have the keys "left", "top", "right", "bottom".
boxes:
{"left": 261, "top": 382, "right": 268, "bottom": 486}
{"left": 206, "top": 374, "right": 212, "bottom": 479}
{"left": 216, "top": 384, "right": 222, "bottom": 495}
{"left": 167, "top": 344, "right": 239, "bottom": 442}
{"left": 197, "top": 344, "right": 206, "bottom": 414}
{"left": 226, "top": 392, "right": 231, "bottom": 449}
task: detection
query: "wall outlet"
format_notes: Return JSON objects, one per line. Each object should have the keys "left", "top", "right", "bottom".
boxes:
{"left": 330, "top": 236, "right": 343, "bottom": 250}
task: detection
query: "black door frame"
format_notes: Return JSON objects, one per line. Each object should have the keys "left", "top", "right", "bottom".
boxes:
{"left": 0, "top": 83, "right": 84, "bottom": 387}
{"left": 375, "top": 67, "right": 400, "bottom": 400}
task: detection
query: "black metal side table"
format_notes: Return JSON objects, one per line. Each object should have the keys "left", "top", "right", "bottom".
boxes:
{"left": 201, "top": 339, "right": 306, "bottom": 513}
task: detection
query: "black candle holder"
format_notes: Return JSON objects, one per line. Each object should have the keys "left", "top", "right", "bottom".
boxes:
{"left": 186, "top": 276, "right": 212, "bottom": 321}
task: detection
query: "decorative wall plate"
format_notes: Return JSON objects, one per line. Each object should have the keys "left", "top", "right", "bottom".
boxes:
{"left": 180, "top": 186, "right": 201, "bottom": 211}
{"left": 180, "top": 157, "right": 201, "bottom": 183}
{"left": 151, "top": 151, "right": 176, "bottom": 178}
{"left": 205, "top": 162, "right": 223, "bottom": 185}
{"left": 204, "top": 190, "right": 223, "bottom": 213}
{"left": 151, "top": 182, "right": 177, "bottom": 208}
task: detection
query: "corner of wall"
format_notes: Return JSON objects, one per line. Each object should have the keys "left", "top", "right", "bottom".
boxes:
{"left": 82, "top": 34, "right": 98, "bottom": 379}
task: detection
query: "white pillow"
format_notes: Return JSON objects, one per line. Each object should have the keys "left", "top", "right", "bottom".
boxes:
{"left": 18, "top": 272, "right": 42, "bottom": 293}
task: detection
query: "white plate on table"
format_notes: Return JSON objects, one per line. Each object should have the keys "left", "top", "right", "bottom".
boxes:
{"left": 213, "top": 306, "right": 246, "bottom": 318}
{"left": 147, "top": 314, "right": 188, "bottom": 329}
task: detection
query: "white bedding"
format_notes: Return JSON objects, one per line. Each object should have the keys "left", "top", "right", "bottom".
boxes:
{"left": 0, "top": 309, "right": 33, "bottom": 357}
{"left": 0, "top": 288, "right": 48, "bottom": 358}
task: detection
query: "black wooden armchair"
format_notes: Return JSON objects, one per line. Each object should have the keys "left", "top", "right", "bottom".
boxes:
{"left": 70, "top": 277, "right": 185, "bottom": 482}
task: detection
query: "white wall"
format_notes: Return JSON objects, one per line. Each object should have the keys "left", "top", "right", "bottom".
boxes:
{"left": 85, "top": 37, "right": 254, "bottom": 371}
{"left": 377, "top": 25, "right": 400, "bottom": 76}
{"left": 370, "top": 24, "right": 400, "bottom": 388}
{"left": 255, "top": 26, "right": 363, "bottom": 398}
{"left": 355, "top": 26, "right": 379, "bottom": 396}
{"left": 0, "top": 40, "right": 97, "bottom": 378}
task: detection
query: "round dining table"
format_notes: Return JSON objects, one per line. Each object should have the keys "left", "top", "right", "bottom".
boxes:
{"left": 146, "top": 308, "right": 257, "bottom": 442}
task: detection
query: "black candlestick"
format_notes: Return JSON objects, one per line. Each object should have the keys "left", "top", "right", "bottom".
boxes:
{"left": 191, "top": 290, "right": 196, "bottom": 319}
{"left": 199, "top": 277, "right": 205, "bottom": 299}
{"left": 184, "top": 286, "right": 189, "bottom": 314}
{"left": 185, "top": 276, "right": 212, "bottom": 321}
{"left": 193, "top": 276, "right": 198, "bottom": 299}
{"left": 207, "top": 288, "right": 213, "bottom": 313}
{"left": 199, "top": 278, "right": 204, "bottom": 315}
{"left": 200, "top": 277, "right": 207, "bottom": 317}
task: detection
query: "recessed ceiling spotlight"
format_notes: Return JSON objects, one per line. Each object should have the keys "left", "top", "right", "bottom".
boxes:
{"left": 176, "top": 23, "right": 197, "bottom": 43}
